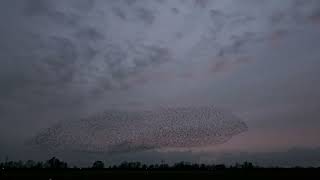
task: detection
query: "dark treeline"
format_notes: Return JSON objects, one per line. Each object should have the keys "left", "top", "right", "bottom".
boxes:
{"left": 1, "top": 157, "right": 319, "bottom": 170}
{"left": 0, "top": 157, "right": 67, "bottom": 169}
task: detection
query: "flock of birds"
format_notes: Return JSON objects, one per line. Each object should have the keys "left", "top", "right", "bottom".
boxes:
{"left": 28, "top": 106, "right": 247, "bottom": 154}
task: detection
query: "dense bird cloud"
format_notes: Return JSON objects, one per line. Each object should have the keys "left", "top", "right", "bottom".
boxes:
{"left": 28, "top": 106, "right": 247, "bottom": 154}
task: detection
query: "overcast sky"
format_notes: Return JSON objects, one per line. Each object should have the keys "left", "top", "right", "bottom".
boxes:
{"left": 1, "top": 0, "right": 320, "bottom": 166}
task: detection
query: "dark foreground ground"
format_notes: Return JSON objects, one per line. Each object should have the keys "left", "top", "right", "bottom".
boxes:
{"left": 1, "top": 169, "right": 320, "bottom": 179}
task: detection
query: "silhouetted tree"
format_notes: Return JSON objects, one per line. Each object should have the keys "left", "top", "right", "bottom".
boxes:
{"left": 3, "top": 161, "right": 24, "bottom": 169}
{"left": 0, "top": 159, "right": 271, "bottom": 170}
{"left": 34, "top": 162, "right": 44, "bottom": 169}
{"left": 126, "top": 162, "right": 141, "bottom": 169}
{"left": 142, "top": 164, "right": 148, "bottom": 170}
{"left": 92, "top": 161, "right": 105, "bottom": 169}
{"left": 119, "top": 161, "right": 129, "bottom": 169}
{"left": 242, "top": 161, "right": 254, "bottom": 169}
{"left": 45, "top": 157, "right": 68, "bottom": 169}
{"left": 25, "top": 160, "right": 36, "bottom": 168}
{"left": 148, "top": 164, "right": 154, "bottom": 170}
{"left": 215, "top": 164, "right": 226, "bottom": 170}
{"left": 234, "top": 162, "right": 241, "bottom": 169}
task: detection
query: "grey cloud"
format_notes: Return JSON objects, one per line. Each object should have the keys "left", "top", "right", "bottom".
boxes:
{"left": 269, "top": 29, "right": 290, "bottom": 42}
{"left": 32, "top": 36, "right": 78, "bottom": 86}
{"left": 83, "top": 46, "right": 100, "bottom": 60}
{"left": 171, "top": 7, "right": 179, "bottom": 14}
{"left": 135, "top": 7, "right": 156, "bottom": 25}
{"left": 24, "top": 0, "right": 81, "bottom": 27}
{"left": 270, "top": 11, "right": 287, "bottom": 24}
{"left": 74, "top": 27, "right": 105, "bottom": 42}
{"left": 208, "top": 9, "right": 228, "bottom": 34}
{"left": 10, "top": 1, "right": 170, "bottom": 100}
{"left": 104, "top": 45, "right": 127, "bottom": 70}
{"left": 308, "top": 10, "right": 320, "bottom": 24}
{"left": 218, "top": 32, "right": 260, "bottom": 58}
{"left": 290, "top": 0, "right": 320, "bottom": 24}
{"left": 209, "top": 9, "right": 225, "bottom": 19}
{"left": 210, "top": 60, "right": 230, "bottom": 73}
{"left": 24, "top": 0, "right": 53, "bottom": 16}
{"left": 102, "top": 44, "right": 172, "bottom": 90}
{"left": 69, "top": 0, "right": 95, "bottom": 12}
{"left": 24, "top": 0, "right": 95, "bottom": 15}
{"left": 208, "top": 9, "right": 256, "bottom": 40}
{"left": 48, "top": 11, "right": 81, "bottom": 27}
{"left": 231, "top": 16, "right": 256, "bottom": 27}
{"left": 194, "top": 0, "right": 210, "bottom": 8}
{"left": 112, "top": 7, "right": 127, "bottom": 20}
{"left": 142, "top": 45, "right": 171, "bottom": 65}
{"left": 12, "top": 0, "right": 320, "bottom": 102}
{"left": 155, "top": 0, "right": 167, "bottom": 4}
{"left": 0, "top": 33, "right": 83, "bottom": 114}
{"left": 111, "top": 1, "right": 156, "bottom": 24}
{"left": 209, "top": 56, "right": 253, "bottom": 74}
{"left": 122, "top": 0, "right": 138, "bottom": 6}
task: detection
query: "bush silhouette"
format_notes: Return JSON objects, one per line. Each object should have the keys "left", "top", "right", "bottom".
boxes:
{"left": 92, "top": 161, "right": 105, "bottom": 169}
{"left": 45, "top": 157, "right": 68, "bottom": 169}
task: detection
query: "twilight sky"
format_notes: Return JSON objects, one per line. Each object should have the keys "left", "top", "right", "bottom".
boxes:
{"left": 1, "top": 0, "right": 320, "bottom": 166}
